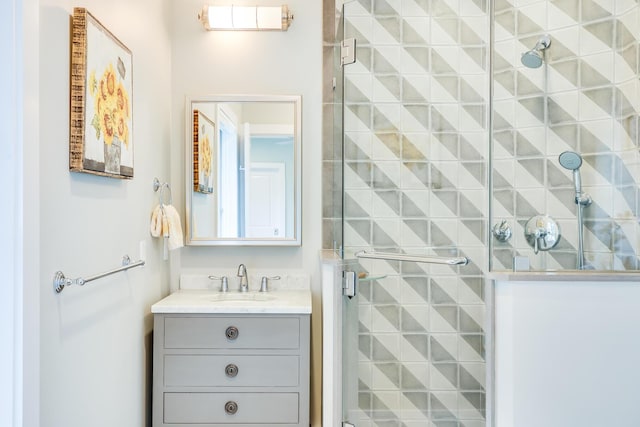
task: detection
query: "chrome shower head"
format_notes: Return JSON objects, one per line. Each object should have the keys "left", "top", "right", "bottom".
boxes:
{"left": 559, "top": 151, "right": 589, "bottom": 205}
{"left": 558, "top": 151, "right": 583, "bottom": 171}
{"left": 521, "top": 35, "right": 551, "bottom": 68}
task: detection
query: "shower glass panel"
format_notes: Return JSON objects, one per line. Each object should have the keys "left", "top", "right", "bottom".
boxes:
{"left": 340, "top": 0, "right": 489, "bottom": 425}
{"left": 490, "top": 1, "right": 640, "bottom": 271}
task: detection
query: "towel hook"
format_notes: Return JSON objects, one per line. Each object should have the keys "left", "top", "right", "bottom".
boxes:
{"left": 153, "top": 178, "right": 172, "bottom": 206}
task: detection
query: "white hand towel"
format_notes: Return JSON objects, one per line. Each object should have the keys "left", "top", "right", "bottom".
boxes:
{"left": 150, "top": 205, "right": 163, "bottom": 237}
{"left": 163, "top": 204, "right": 184, "bottom": 251}
{"left": 150, "top": 204, "right": 184, "bottom": 251}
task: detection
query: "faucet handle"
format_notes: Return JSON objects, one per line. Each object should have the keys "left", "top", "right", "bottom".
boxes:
{"left": 237, "top": 264, "right": 247, "bottom": 277}
{"left": 259, "top": 275, "right": 280, "bottom": 292}
{"left": 208, "top": 275, "right": 229, "bottom": 292}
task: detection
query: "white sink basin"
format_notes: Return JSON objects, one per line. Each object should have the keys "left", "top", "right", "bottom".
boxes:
{"left": 205, "top": 292, "right": 276, "bottom": 302}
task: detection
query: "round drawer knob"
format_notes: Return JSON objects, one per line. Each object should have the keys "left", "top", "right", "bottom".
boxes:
{"left": 225, "top": 363, "right": 239, "bottom": 377}
{"left": 225, "top": 401, "right": 238, "bottom": 415}
{"left": 225, "top": 326, "right": 239, "bottom": 340}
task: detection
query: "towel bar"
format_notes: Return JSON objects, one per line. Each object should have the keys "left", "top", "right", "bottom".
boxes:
{"left": 53, "top": 254, "right": 145, "bottom": 293}
{"left": 354, "top": 250, "right": 469, "bottom": 266}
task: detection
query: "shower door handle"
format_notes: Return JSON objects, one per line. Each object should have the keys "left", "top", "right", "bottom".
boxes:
{"left": 355, "top": 250, "right": 469, "bottom": 266}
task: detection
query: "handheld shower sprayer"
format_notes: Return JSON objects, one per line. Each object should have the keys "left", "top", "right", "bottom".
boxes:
{"left": 558, "top": 151, "right": 591, "bottom": 207}
{"left": 558, "top": 151, "right": 592, "bottom": 270}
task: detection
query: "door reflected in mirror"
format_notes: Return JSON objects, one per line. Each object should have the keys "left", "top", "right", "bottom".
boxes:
{"left": 186, "top": 95, "right": 301, "bottom": 246}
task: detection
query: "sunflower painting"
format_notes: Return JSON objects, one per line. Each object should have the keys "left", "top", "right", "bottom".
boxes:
{"left": 70, "top": 8, "right": 133, "bottom": 179}
{"left": 193, "top": 110, "right": 215, "bottom": 194}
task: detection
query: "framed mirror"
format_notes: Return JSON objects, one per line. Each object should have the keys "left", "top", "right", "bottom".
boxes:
{"left": 185, "top": 95, "right": 302, "bottom": 246}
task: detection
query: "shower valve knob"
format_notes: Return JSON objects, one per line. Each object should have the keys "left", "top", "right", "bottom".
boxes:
{"left": 524, "top": 215, "right": 561, "bottom": 254}
{"left": 492, "top": 220, "right": 512, "bottom": 242}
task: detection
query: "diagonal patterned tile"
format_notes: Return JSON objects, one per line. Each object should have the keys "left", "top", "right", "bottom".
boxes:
{"left": 371, "top": 392, "right": 400, "bottom": 421}
{"left": 402, "top": 18, "right": 429, "bottom": 45}
{"left": 346, "top": 219, "right": 372, "bottom": 245}
{"left": 402, "top": 334, "right": 429, "bottom": 360}
{"left": 404, "top": 46, "right": 430, "bottom": 72}
{"left": 402, "top": 219, "right": 429, "bottom": 245}
{"left": 346, "top": 104, "right": 372, "bottom": 130}
{"left": 402, "top": 391, "right": 430, "bottom": 417}
{"left": 460, "top": 335, "right": 484, "bottom": 360}
{"left": 372, "top": 335, "right": 400, "bottom": 362}
{"left": 345, "top": 192, "right": 371, "bottom": 217}
{"left": 402, "top": 276, "right": 429, "bottom": 303}
{"left": 430, "top": 392, "right": 458, "bottom": 420}
{"left": 430, "top": 278, "right": 456, "bottom": 304}
{"left": 373, "top": 280, "right": 400, "bottom": 305}
{"left": 400, "top": 306, "right": 428, "bottom": 332}
{"left": 373, "top": 48, "right": 401, "bottom": 74}
{"left": 374, "top": 132, "right": 402, "bottom": 159}
{"left": 360, "top": 334, "right": 372, "bottom": 359}
{"left": 401, "top": 363, "right": 429, "bottom": 390}
{"left": 459, "top": 391, "right": 485, "bottom": 420}
{"left": 459, "top": 366, "right": 484, "bottom": 392}
{"left": 374, "top": 362, "right": 401, "bottom": 389}
{"left": 402, "top": 77, "right": 429, "bottom": 103}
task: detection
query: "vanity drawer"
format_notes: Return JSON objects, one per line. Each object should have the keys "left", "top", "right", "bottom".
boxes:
{"left": 164, "top": 354, "right": 299, "bottom": 387}
{"left": 163, "top": 316, "right": 299, "bottom": 349}
{"left": 163, "top": 392, "right": 299, "bottom": 424}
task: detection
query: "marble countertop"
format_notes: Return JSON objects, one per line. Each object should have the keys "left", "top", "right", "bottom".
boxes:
{"left": 151, "top": 289, "right": 312, "bottom": 314}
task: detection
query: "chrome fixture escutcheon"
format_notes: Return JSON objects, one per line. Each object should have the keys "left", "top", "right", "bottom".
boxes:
{"left": 208, "top": 275, "right": 229, "bottom": 292}
{"left": 524, "top": 215, "right": 561, "bottom": 254}
{"left": 492, "top": 220, "right": 512, "bottom": 242}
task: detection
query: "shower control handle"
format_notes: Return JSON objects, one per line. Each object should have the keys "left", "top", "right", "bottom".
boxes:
{"left": 492, "top": 220, "right": 512, "bottom": 242}
{"left": 524, "top": 215, "right": 561, "bottom": 254}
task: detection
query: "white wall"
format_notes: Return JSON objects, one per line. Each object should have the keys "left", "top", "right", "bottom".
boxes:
{"left": 169, "top": 1, "right": 323, "bottom": 424}
{"left": 38, "top": 0, "right": 172, "bottom": 426}
{"left": 495, "top": 280, "right": 640, "bottom": 427}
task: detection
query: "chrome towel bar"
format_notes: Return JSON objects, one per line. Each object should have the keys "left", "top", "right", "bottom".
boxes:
{"left": 53, "top": 254, "right": 145, "bottom": 293}
{"left": 354, "top": 250, "right": 469, "bottom": 266}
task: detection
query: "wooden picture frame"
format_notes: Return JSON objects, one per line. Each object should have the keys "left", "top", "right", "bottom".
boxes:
{"left": 193, "top": 110, "right": 215, "bottom": 194}
{"left": 69, "top": 7, "right": 134, "bottom": 179}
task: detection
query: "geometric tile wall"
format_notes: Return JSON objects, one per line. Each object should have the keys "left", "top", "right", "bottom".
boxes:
{"left": 322, "top": 0, "right": 639, "bottom": 425}
{"left": 492, "top": 0, "right": 640, "bottom": 271}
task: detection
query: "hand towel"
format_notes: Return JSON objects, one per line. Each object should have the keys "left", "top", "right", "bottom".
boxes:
{"left": 163, "top": 204, "right": 184, "bottom": 251}
{"left": 150, "top": 205, "right": 163, "bottom": 237}
{"left": 150, "top": 204, "right": 184, "bottom": 251}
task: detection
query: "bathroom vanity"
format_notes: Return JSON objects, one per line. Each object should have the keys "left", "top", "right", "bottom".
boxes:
{"left": 151, "top": 289, "right": 311, "bottom": 427}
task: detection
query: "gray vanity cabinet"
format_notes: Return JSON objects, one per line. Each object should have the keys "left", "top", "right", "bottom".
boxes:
{"left": 153, "top": 314, "right": 310, "bottom": 427}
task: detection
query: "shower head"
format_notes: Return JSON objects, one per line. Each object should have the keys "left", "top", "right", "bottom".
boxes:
{"left": 558, "top": 151, "right": 588, "bottom": 205}
{"left": 521, "top": 35, "right": 551, "bottom": 68}
{"left": 558, "top": 151, "right": 583, "bottom": 171}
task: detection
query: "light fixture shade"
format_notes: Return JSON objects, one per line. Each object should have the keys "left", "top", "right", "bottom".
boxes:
{"left": 198, "top": 4, "right": 293, "bottom": 31}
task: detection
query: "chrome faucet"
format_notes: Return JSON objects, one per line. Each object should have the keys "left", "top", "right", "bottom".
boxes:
{"left": 237, "top": 264, "right": 249, "bottom": 292}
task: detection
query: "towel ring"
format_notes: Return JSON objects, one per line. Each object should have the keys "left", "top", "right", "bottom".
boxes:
{"left": 153, "top": 178, "right": 173, "bottom": 206}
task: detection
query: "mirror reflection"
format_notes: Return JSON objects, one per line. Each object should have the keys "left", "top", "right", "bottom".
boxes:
{"left": 186, "top": 95, "right": 301, "bottom": 246}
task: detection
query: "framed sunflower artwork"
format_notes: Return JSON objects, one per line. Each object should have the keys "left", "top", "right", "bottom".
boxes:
{"left": 193, "top": 110, "right": 215, "bottom": 194}
{"left": 69, "top": 7, "right": 133, "bottom": 179}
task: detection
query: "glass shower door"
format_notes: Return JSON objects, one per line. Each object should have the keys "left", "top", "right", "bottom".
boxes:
{"left": 339, "top": 0, "right": 489, "bottom": 424}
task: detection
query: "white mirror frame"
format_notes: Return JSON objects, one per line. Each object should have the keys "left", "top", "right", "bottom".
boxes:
{"left": 185, "top": 94, "right": 302, "bottom": 246}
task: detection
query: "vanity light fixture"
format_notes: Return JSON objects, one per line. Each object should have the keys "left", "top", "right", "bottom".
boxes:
{"left": 198, "top": 4, "right": 294, "bottom": 31}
